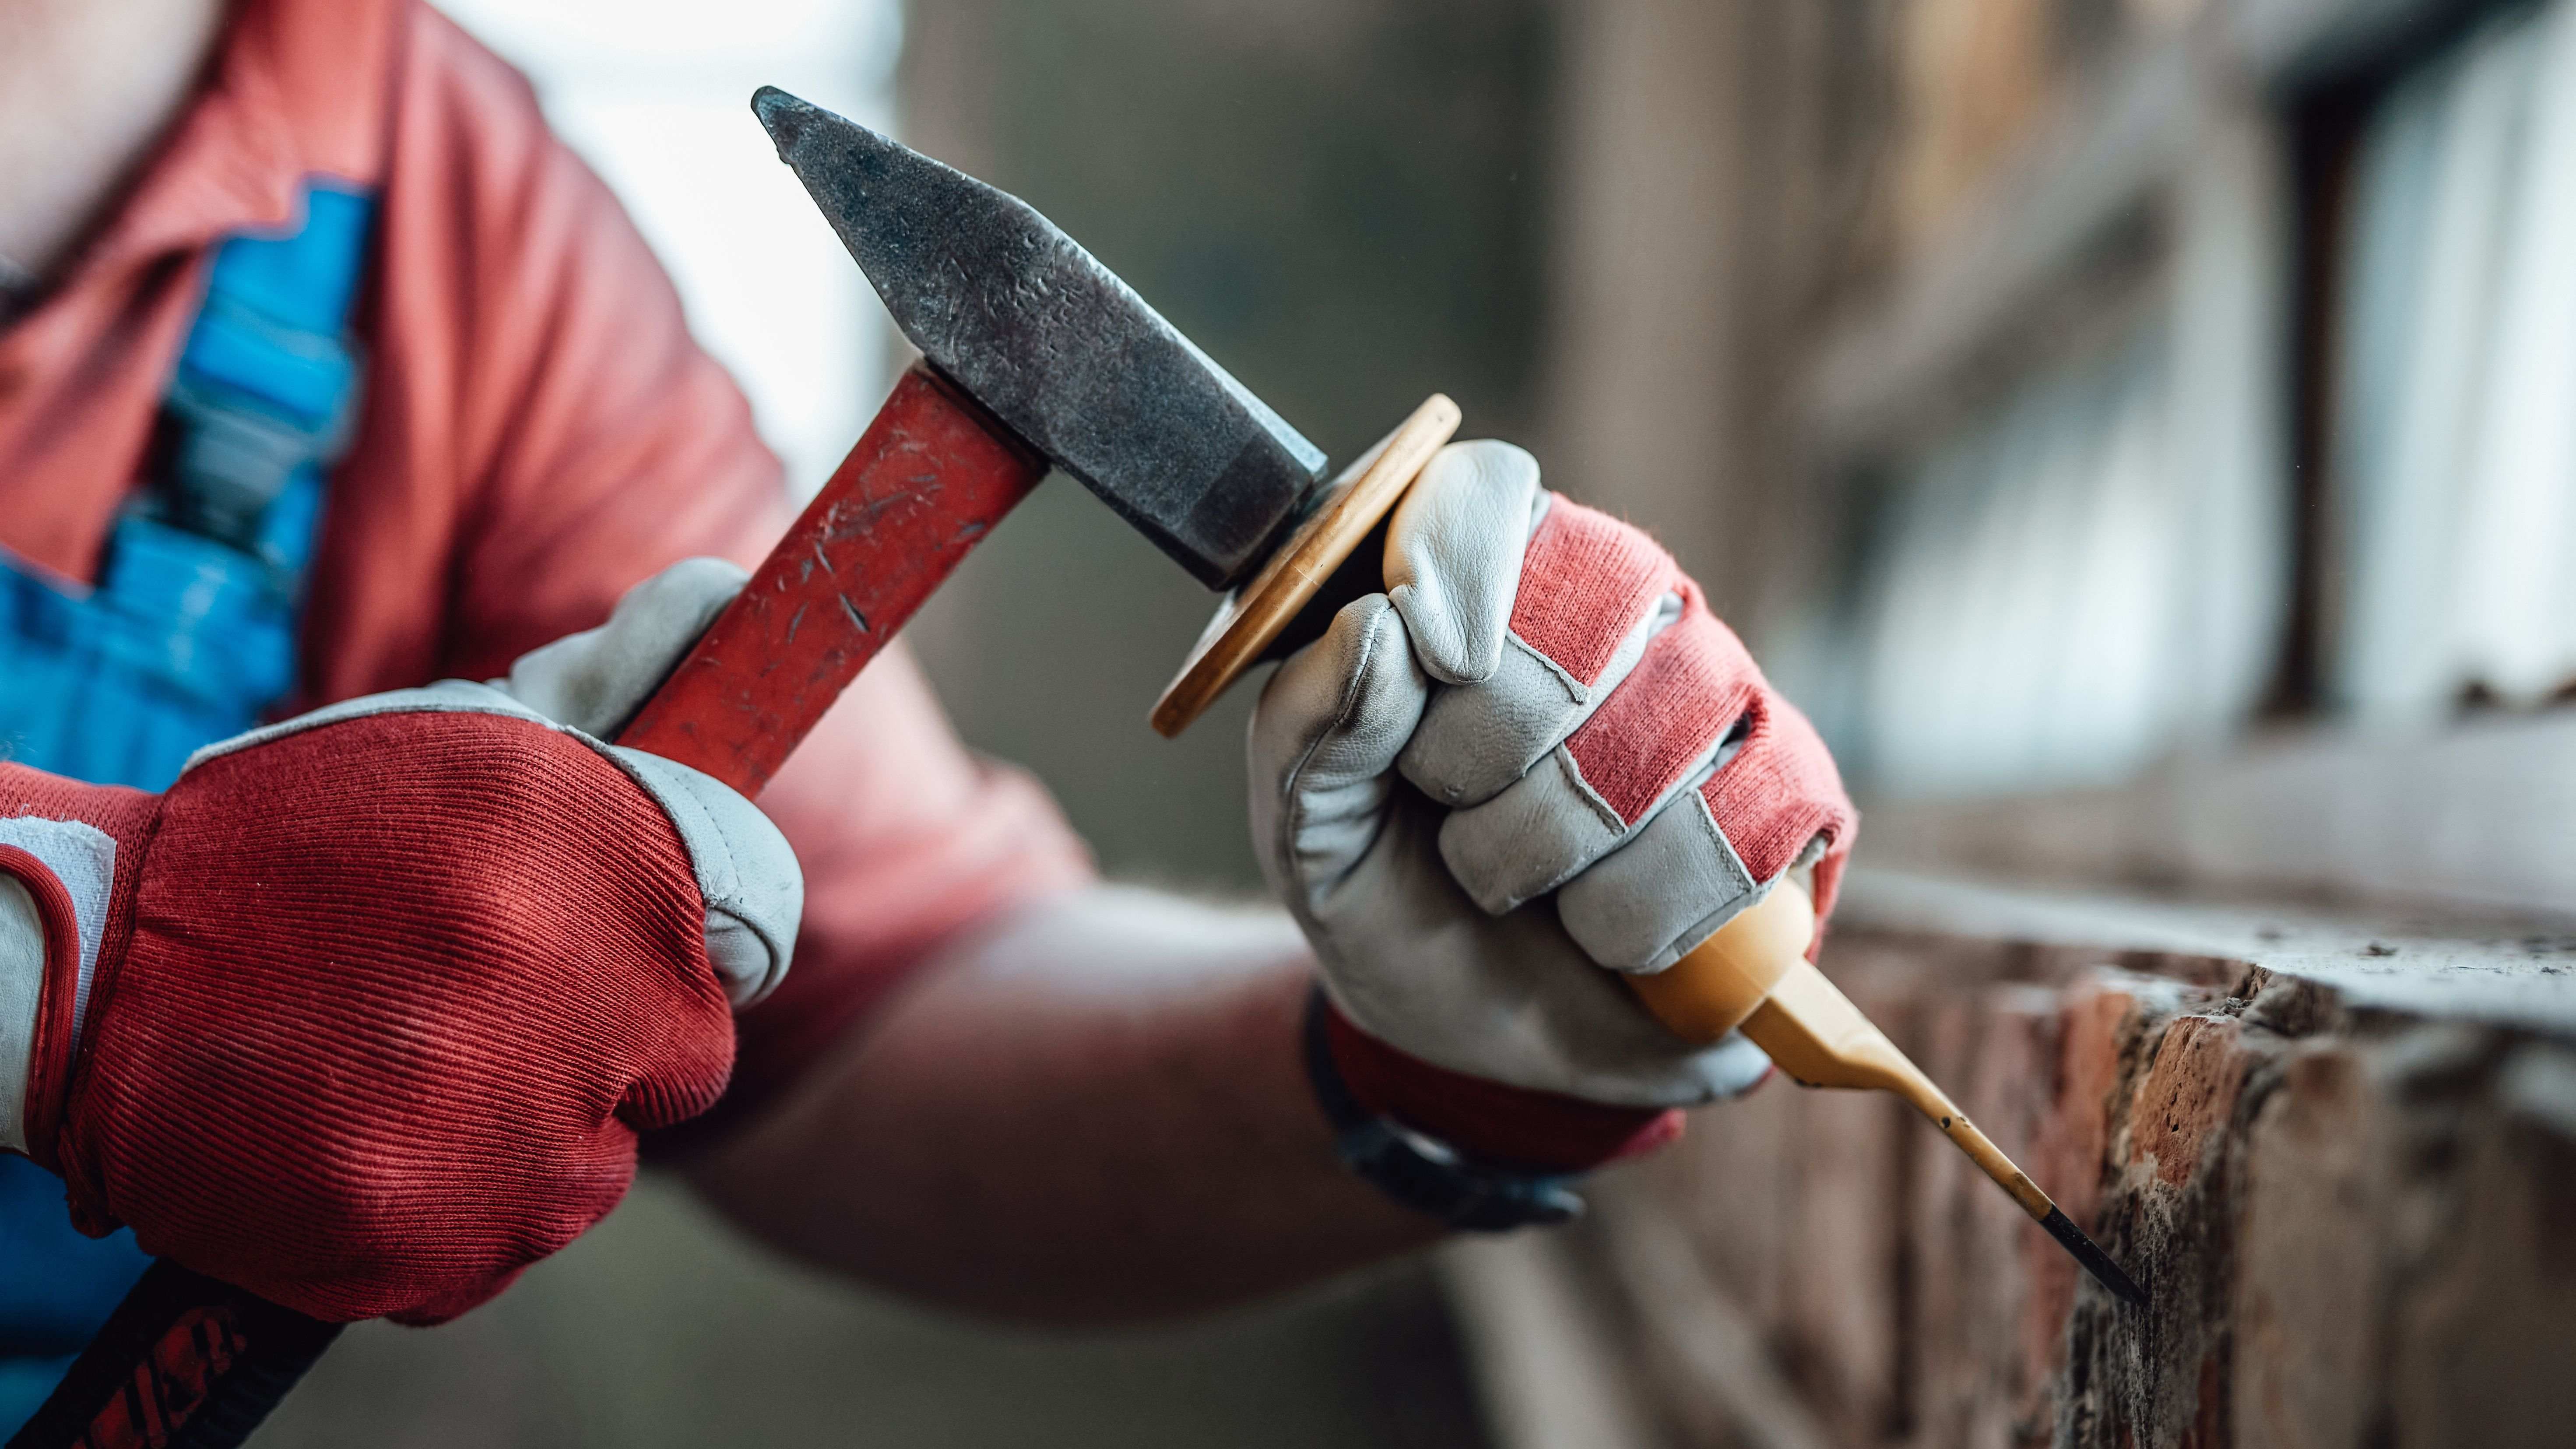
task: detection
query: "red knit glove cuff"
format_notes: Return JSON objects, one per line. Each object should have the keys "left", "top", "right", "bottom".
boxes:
{"left": 1321, "top": 1003, "right": 1684, "bottom": 1174}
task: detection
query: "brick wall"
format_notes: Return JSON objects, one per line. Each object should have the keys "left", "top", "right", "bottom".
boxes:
{"left": 1451, "top": 876, "right": 2576, "bottom": 1448}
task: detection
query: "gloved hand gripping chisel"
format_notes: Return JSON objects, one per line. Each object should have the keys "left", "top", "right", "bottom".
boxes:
{"left": 14, "top": 88, "right": 2137, "bottom": 1449}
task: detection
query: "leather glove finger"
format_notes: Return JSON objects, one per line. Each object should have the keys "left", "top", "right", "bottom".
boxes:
{"left": 1556, "top": 686, "right": 1851, "bottom": 971}
{"left": 1381, "top": 439, "right": 1544, "bottom": 686}
{"left": 1437, "top": 602, "right": 1759, "bottom": 922}
{"left": 1249, "top": 594, "right": 1428, "bottom": 905}
{"left": 503, "top": 556, "right": 748, "bottom": 738}
{"left": 1399, "top": 486, "right": 1679, "bottom": 809}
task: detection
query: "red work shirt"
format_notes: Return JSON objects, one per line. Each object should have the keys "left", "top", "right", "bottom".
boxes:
{"left": 0, "top": 0, "right": 1093, "bottom": 1125}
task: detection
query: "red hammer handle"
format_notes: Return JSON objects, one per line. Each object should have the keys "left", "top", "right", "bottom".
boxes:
{"left": 619, "top": 357, "right": 1047, "bottom": 791}
{"left": 14, "top": 360, "right": 1044, "bottom": 1449}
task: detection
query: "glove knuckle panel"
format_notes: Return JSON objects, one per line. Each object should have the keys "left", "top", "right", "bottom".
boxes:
{"left": 1559, "top": 792, "right": 1759, "bottom": 973}
{"left": 1696, "top": 690, "right": 1855, "bottom": 887}
{"left": 1508, "top": 499, "right": 1676, "bottom": 686}
{"left": 1562, "top": 609, "right": 1757, "bottom": 825}
{"left": 1398, "top": 636, "right": 1585, "bottom": 806}
{"left": 1436, "top": 747, "right": 1627, "bottom": 914}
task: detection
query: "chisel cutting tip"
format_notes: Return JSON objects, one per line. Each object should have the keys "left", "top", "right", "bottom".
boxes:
{"left": 2039, "top": 1206, "right": 2150, "bottom": 1308}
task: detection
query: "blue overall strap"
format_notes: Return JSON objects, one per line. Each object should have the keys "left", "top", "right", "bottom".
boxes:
{"left": 0, "top": 183, "right": 375, "bottom": 795}
{"left": 0, "top": 181, "right": 376, "bottom": 1442}
{"left": 148, "top": 182, "right": 374, "bottom": 573}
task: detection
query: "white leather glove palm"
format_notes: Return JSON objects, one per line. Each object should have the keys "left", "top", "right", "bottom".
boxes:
{"left": 1252, "top": 442, "right": 1794, "bottom": 1109}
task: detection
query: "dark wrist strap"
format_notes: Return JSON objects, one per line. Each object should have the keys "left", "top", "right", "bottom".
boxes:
{"left": 1300, "top": 986, "right": 1585, "bottom": 1232}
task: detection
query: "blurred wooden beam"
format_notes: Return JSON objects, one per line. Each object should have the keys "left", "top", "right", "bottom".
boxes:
{"left": 1591, "top": 1189, "right": 1838, "bottom": 1449}
{"left": 1441, "top": 1234, "right": 1667, "bottom": 1449}
{"left": 1540, "top": 0, "right": 1748, "bottom": 605}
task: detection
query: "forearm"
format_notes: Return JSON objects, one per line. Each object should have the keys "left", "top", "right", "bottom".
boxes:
{"left": 682, "top": 885, "right": 1441, "bottom": 1324}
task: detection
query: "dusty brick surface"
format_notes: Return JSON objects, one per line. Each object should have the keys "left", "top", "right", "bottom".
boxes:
{"left": 2235, "top": 1043, "right": 2387, "bottom": 1449}
{"left": 2067, "top": 998, "right": 2276, "bottom": 1449}
{"left": 1592, "top": 925, "right": 2576, "bottom": 1448}
{"left": 2386, "top": 1041, "right": 2576, "bottom": 1448}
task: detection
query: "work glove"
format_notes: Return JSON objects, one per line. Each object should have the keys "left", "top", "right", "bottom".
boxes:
{"left": 1252, "top": 441, "right": 1854, "bottom": 1171}
{"left": 0, "top": 559, "right": 799, "bottom": 1324}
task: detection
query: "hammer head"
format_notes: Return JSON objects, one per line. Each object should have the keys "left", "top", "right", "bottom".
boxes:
{"left": 752, "top": 88, "right": 1326, "bottom": 591}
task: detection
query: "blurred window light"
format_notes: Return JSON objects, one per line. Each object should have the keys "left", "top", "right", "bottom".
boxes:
{"left": 432, "top": 0, "right": 903, "bottom": 499}
{"left": 1794, "top": 324, "right": 2239, "bottom": 800}
{"left": 1838, "top": 332, "right": 2203, "bottom": 798}
{"left": 1786, "top": 169, "right": 2285, "bottom": 800}
{"left": 2330, "top": 0, "right": 2576, "bottom": 721}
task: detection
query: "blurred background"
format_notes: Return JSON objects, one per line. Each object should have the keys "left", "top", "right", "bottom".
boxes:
{"left": 254, "top": 0, "right": 2576, "bottom": 1442}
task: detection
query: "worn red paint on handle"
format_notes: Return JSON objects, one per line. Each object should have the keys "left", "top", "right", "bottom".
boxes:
{"left": 619, "top": 360, "right": 1046, "bottom": 794}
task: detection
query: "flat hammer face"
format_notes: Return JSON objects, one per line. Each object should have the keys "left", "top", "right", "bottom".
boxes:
{"left": 752, "top": 88, "right": 1326, "bottom": 590}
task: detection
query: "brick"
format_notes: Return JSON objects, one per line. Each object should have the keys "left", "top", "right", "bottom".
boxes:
{"left": 1527, "top": 918, "right": 2576, "bottom": 1449}
{"left": 2066, "top": 993, "right": 2277, "bottom": 1449}
{"left": 2126, "top": 1014, "right": 2248, "bottom": 1189}
{"left": 1778, "top": 1083, "right": 1907, "bottom": 1439}
{"left": 2388, "top": 1045, "right": 2576, "bottom": 1449}
{"left": 2234, "top": 1043, "right": 2388, "bottom": 1449}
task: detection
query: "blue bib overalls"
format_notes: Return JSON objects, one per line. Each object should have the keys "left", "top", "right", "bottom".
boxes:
{"left": 0, "top": 183, "right": 374, "bottom": 1435}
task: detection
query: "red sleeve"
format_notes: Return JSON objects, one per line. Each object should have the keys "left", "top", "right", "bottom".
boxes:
{"left": 351, "top": 6, "right": 1095, "bottom": 1132}
{"left": 390, "top": 10, "right": 788, "bottom": 675}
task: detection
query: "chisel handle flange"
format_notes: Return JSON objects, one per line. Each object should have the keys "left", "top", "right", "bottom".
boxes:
{"left": 1151, "top": 395, "right": 1460, "bottom": 738}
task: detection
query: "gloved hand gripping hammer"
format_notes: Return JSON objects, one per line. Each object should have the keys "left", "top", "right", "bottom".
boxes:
{"left": 14, "top": 87, "right": 2134, "bottom": 1449}
{"left": 7, "top": 85, "right": 1374, "bottom": 1449}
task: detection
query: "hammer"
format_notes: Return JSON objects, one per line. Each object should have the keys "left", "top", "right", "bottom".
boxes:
{"left": 14, "top": 88, "right": 2137, "bottom": 1449}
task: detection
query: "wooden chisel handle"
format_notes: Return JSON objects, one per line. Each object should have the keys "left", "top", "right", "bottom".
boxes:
{"left": 1630, "top": 889, "right": 2040, "bottom": 1192}
{"left": 1625, "top": 886, "right": 2147, "bottom": 1306}
{"left": 14, "top": 360, "right": 1047, "bottom": 1449}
